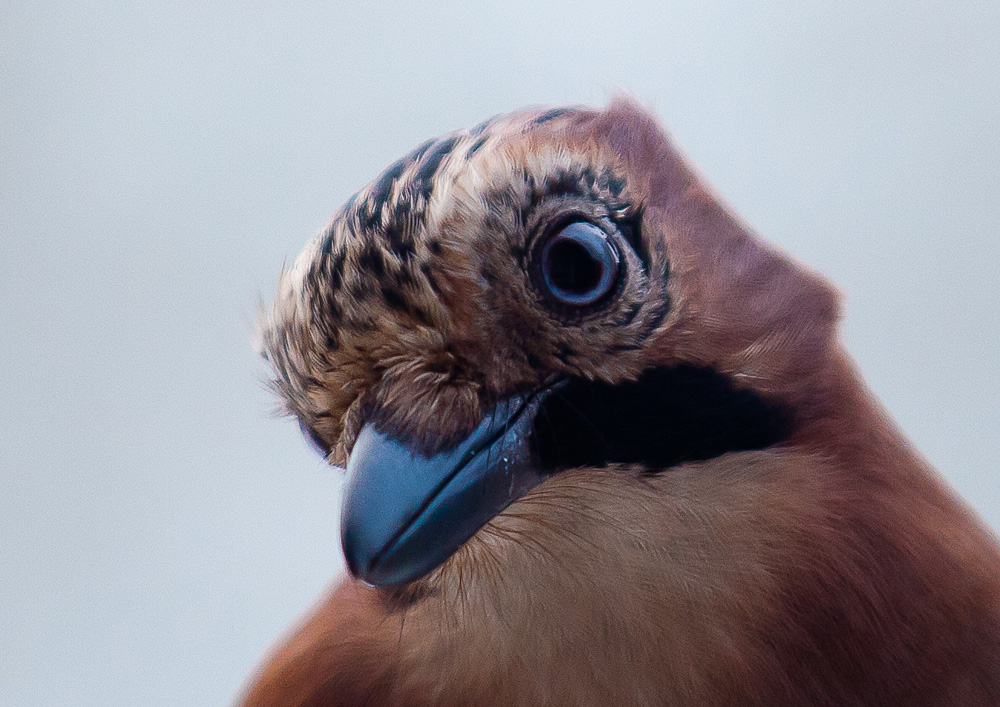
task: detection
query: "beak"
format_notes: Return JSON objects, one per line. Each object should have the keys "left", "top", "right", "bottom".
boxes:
{"left": 340, "top": 388, "right": 553, "bottom": 587}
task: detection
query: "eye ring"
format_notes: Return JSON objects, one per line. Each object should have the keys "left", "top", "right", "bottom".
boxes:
{"left": 536, "top": 220, "right": 621, "bottom": 307}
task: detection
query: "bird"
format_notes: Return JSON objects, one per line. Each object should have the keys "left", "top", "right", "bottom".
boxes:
{"left": 241, "top": 99, "right": 1000, "bottom": 706}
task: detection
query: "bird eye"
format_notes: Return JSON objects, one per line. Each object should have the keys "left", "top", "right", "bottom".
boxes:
{"left": 538, "top": 221, "right": 620, "bottom": 306}
{"left": 299, "top": 420, "right": 332, "bottom": 459}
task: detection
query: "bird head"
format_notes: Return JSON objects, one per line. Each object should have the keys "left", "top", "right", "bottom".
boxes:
{"left": 259, "top": 99, "right": 843, "bottom": 587}
{"left": 248, "top": 99, "right": 1000, "bottom": 706}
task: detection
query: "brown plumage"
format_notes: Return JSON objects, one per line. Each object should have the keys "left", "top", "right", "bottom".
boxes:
{"left": 243, "top": 99, "right": 1000, "bottom": 706}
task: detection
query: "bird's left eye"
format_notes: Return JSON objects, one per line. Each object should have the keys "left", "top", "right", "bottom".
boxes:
{"left": 538, "top": 221, "right": 620, "bottom": 307}
{"left": 299, "top": 420, "right": 332, "bottom": 459}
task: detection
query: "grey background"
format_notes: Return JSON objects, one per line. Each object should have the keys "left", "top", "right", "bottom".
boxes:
{"left": 2, "top": 1, "right": 997, "bottom": 705}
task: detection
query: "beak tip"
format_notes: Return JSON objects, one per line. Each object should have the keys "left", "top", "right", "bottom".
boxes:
{"left": 340, "top": 530, "right": 364, "bottom": 580}
{"left": 340, "top": 517, "right": 383, "bottom": 585}
{"left": 341, "top": 518, "right": 415, "bottom": 587}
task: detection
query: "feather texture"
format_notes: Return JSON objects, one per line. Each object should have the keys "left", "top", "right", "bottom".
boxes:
{"left": 244, "top": 99, "right": 1000, "bottom": 706}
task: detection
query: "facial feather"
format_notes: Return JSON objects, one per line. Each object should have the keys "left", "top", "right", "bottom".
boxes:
{"left": 246, "top": 98, "right": 1000, "bottom": 706}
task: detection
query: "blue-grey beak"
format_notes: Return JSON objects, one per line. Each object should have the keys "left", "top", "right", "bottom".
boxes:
{"left": 340, "top": 389, "right": 553, "bottom": 587}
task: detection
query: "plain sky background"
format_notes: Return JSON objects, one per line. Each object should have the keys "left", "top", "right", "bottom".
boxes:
{"left": 2, "top": 1, "right": 998, "bottom": 705}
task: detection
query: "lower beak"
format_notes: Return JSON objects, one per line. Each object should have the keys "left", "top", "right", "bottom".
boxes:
{"left": 340, "top": 388, "right": 553, "bottom": 587}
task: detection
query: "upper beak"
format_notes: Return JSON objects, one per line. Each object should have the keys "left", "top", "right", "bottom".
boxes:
{"left": 340, "top": 388, "right": 553, "bottom": 587}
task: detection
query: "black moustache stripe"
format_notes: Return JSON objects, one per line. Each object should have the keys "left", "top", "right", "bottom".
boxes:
{"left": 531, "top": 365, "right": 791, "bottom": 473}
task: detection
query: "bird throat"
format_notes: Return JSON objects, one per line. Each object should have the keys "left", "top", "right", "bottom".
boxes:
{"left": 530, "top": 365, "right": 791, "bottom": 473}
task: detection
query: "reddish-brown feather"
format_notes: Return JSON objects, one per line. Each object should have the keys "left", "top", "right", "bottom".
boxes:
{"left": 244, "top": 99, "right": 1000, "bottom": 706}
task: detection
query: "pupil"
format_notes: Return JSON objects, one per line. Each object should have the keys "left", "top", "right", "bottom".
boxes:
{"left": 546, "top": 239, "right": 603, "bottom": 295}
